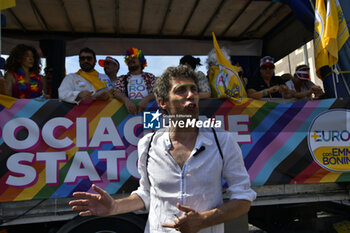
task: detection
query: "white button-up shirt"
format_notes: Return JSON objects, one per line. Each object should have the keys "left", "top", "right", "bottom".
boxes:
{"left": 132, "top": 127, "right": 256, "bottom": 233}
{"left": 58, "top": 72, "right": 113, "bottom": 104}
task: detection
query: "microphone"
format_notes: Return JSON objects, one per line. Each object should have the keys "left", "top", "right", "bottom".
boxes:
{"left": 193, "top": 146, "right": 205, "bottom": 157}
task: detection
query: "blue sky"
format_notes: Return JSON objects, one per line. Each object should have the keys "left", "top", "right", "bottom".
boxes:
{"left": 65, "top": 55, "right": 208, "bottom": 77}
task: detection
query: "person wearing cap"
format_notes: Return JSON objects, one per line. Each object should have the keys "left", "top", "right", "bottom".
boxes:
{"left": 179, "top": 55, "right": 211, "bottom": 99}
{"left": 246, "top": 56, "right": 288, "bottom": 99}
{"left": 58, "top": 47, "right": 113, "bottom": 104}
{"left": 114, "top": 48, "right": 156, "bottom": 114}
{"left": 98, "top": 56, "right": 120, "bottom": 84}
{"left": 284, "top": 65, "right": 324, "bottom": 99}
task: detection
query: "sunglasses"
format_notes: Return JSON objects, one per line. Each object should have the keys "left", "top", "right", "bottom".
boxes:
{"left": 79, "top": 56, "right": 94, "bottom": 62}
{"left": 261, "top": 65, "right": 275, "bottom": 70}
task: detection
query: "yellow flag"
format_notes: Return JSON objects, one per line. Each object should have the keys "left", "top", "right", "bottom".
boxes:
{"left": 211, "top": 32, "right": 247, "bottom": 103}
{"left": 335, "top": 0, "right": 349, "bottom": 50}
{"left": 314, "top": 0, "right": 349, "bottom": 78}
{"left": 0, "top": 0, "right": 16, "bottom": 10}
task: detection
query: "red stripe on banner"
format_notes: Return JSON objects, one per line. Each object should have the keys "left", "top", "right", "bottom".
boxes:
{"left": 290, "top": 161, "right": 323, "bottom": 184}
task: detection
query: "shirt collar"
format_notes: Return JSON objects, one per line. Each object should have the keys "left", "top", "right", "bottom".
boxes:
{"left": 163, "top": 127, "right": 213, "bottom": 150}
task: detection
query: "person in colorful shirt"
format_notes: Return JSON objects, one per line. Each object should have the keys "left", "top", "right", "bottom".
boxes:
{"left": 4, "top": 44, "right": 48, "bottom": 99}
{"left": 114, "top": 48, "right": 156, "bottom": 115}
{"left": 58, "top": 47, "right": 113, "bottom": 104}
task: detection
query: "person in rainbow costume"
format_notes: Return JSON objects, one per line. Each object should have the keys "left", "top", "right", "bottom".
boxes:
{"left": 58, "top": 47, "right": 114, "bottom": 104}
{"left": 113, "top": 48, "right": 156, "bottom": 114}
{"left": 4, "top": 44, "right": 48, "bottom": 99}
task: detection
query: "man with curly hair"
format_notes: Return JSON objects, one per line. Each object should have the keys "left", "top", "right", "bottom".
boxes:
{"left": 70, "top": 65, "right": 256, "bottom": 233}
{"left": 113, "top": 48, "right": 156, "bottom": 114}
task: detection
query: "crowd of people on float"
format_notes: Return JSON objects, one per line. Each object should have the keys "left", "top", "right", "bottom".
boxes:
{"left": 0, "top": 43, "right": 325, "bottom": 109}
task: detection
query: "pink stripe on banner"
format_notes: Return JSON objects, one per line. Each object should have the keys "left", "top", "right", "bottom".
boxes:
{"left": 0, "top": 100, "right": 30, "bottom": 126}
{"left": 248, "top": 100, "right": 320, "bottom": 181}
{"left": 87, "top": 173, "right": 111, "bottom": 193}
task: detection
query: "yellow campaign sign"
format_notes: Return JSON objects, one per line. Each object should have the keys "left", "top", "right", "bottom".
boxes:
{"left": 313, "top": 147, "right": 350, "bottom": 172}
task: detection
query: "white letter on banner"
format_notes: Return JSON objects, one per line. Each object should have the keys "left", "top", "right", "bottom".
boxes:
{"left": 228, "top": 115, "right": 251, "bottom": 144}
{"left": 124, "top": 116, "right": 143, "bottom": 146}
{"left": 42, "top": 118, "right": 74, "bottom": 149}
{"left": 3, "top": 118, "right": 40, "bottom": 150}
{"left": 37, "top": 152, "right": 67, "bottom": 185}
{"left": 6, "top": 153, "right": 37, "bottom": 187}
{"left": 98, "top": 150, "right": 126, "bottom": 181}
{"left": 64, "top": 151, "right": 101, "bottom": 183}
{"left": 126, "top": 150, "right": 140, "bottom": 179}
{"left": 89, "top": 117, "right": 124, "bottom": 148}
{"left": 76, "top": 117, "right": 88, "bottom": 148}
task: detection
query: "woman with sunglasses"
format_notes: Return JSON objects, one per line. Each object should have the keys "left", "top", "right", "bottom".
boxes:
{"left": 246, "top": 56, "right": 289, "bottom": 99}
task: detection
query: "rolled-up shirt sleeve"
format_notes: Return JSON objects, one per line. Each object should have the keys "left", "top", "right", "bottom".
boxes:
{"left": 221, "top": 132, "right": 257, "bottom": 202}
{"left": 131, "top": 133, "right": 153, "bottom": 211}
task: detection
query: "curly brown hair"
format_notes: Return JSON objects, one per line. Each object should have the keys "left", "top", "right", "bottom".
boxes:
{"left": 5, "top": 44, "right": 42, "bottom": 74}
{"left": 154, "top": 65, "right": 198, "bottom": 102}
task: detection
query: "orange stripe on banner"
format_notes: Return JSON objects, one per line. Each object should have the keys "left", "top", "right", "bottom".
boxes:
{"left": 304, "top": 168, "right": 330, "bottom": 183}
{"left": 320, "top": 171, "right": 342, "bottom": 183}
{"left": 241, "top": 99, "right": 266, "bottom": 117}
{"left": 1, "top": 163, "right": 45, "bottom": 202}
{"left": 227, "top": 99, "right": 252, "bottom": 115}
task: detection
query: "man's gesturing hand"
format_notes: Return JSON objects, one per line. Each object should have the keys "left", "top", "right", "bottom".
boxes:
{"left": 69, "top": 184, "right": 116, "bottom": 217}
{"left": 162, "top": 203, "right": 204, "bottom": 233}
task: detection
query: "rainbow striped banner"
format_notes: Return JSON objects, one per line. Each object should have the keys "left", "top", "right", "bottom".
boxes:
{"left": 0, "top": 98, "right": 349, "bottom": 202}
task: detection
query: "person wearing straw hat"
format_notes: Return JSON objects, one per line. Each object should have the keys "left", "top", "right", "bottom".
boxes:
{"left": 284, "top": 65, "right": 324, "bottom": 100}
